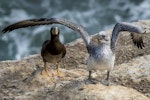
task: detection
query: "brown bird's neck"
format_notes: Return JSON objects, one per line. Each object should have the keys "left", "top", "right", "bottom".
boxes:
{"left": 49, "top": 35, "right": 63, "bottom": 50}
{"left": 51, "top": 35, "right": 60, "bottom": 43}
{"left": 46, "top": 35, "right": 64, "bottom": 55}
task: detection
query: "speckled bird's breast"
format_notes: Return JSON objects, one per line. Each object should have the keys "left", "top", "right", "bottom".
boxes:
{"left": 87, "top": 45, "right": 115, "bottom": 71}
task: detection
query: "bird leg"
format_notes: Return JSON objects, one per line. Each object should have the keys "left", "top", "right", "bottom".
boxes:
{"left": 88, "top": 70, "right": 92, "bottom": 81}
{"left": 106, "top": 71, "right": 110, "bottom": 81}
{"left": 106, "top": 71, "right": 110, "bottom": 86}
{"left": 86, "top": 70, "right": 97, "bottom": 84}
{"left": 41, "top": 62, "right": 53, "bottom": 77}
{"left": 56, "top": 62, "right": 64, "bottom": 77}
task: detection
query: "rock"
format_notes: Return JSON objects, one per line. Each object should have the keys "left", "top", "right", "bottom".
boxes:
{"left": 0, "top": 20, "right": 150, "bottom": 100}
{"left": 57, "top": 84, "right": 149, "bottom": 100}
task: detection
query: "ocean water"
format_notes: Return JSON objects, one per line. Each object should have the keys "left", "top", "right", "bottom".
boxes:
{"left": 0, "top": 0, "right": 150, "bottom": 61}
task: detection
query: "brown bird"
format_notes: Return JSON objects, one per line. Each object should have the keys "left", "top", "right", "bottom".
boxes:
{"left": 2, "top": 25, "right": 66, "bottom": 77}
{"left": 41, "top": 26, "right": 66, "bottom": 77}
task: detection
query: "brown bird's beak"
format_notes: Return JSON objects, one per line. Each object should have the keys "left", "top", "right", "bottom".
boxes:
{"left": 51, "top": 27, "right": 59, "bottom": 35}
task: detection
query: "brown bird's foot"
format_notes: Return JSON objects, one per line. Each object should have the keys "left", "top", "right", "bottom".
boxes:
{"left": 56, "top": 68, "right": 65, "bottom": 77}
{"left": 41, "top": 68, "right": 54, "bottom": 77}
{"left": 56, "top": 62, "right": 65, "bottom": 77}
{"left": 42, "top": 62, "right": 54, "bottom": 77}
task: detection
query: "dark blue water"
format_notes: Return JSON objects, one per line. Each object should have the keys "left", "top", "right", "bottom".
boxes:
{"left": 0, "top": 0, "right": 150, "bottom": 61}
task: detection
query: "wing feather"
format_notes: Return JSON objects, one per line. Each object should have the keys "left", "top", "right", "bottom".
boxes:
{"left": 131, "top": 33, "right": 144, "bottom": 49}
{"left": 111, "top": 22, "right": 145, "bottom": 52}
{"left": 2, "top": 18, "right": 90, "bottom": 46}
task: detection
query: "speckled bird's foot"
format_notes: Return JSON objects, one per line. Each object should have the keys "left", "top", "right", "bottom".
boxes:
{"left": 101, "top": 79, "right": 110, "bottom": 86}
{"left": 84, "top": 78, "right": 98, "bottom": 85}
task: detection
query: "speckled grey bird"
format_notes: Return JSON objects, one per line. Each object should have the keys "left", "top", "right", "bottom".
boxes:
{"left": 87, "top": 22, "right": 145, "bottom": 85}
{"left": 1, "top": 18, "right": 145, "bottom": 84}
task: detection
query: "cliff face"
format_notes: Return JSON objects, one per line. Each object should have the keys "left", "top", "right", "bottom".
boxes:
{"left": 0, "top": 20, "right": 150, "bottom": 100}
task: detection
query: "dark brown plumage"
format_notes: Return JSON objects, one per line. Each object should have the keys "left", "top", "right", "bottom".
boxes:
{"left": 41, "top": 26, "right": 66, "bottom": 76}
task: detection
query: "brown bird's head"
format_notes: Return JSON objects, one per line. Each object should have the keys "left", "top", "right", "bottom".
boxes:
{"left": 50, "top": 26, "right": 60, "bottom": 36}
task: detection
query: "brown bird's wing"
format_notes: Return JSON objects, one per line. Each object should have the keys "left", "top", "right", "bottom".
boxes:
{"left": 2, "top": 18, "right": 90, "bottom": 46}
{"left": 41, "top": 40, "right": 50, "bottom": 61}
{"left": 62, "top": 46, "right": 66, "bottom": 58}
{"left": 130, "top": 33, "right": 144, "bottom": 49}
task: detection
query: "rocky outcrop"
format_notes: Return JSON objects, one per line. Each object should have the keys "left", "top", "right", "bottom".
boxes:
{"left": 0, "top": 20, "right": 150, "bottom": 100}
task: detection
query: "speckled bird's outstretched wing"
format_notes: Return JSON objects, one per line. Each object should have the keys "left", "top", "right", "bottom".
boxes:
{"left": 111, "top": 22, "right": 145, "bottom": 52}
{"left": 2, "top": 18, "right": 90, "bottom": 46}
